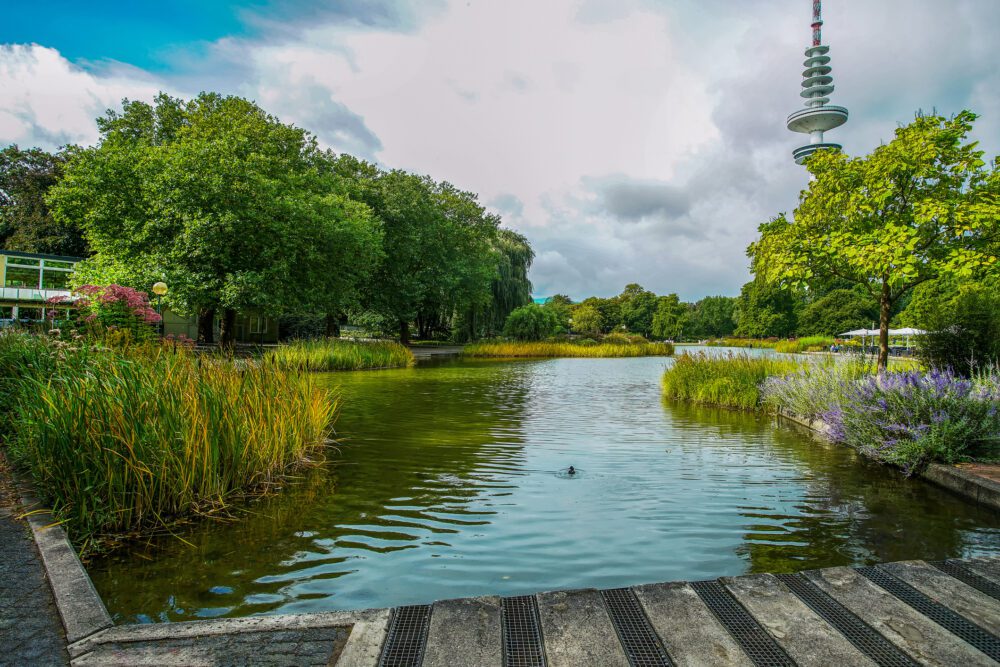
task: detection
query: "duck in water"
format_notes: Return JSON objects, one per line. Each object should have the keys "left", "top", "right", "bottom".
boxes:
{"left": 567, "top": 466, "right": 576, "bottom": 476}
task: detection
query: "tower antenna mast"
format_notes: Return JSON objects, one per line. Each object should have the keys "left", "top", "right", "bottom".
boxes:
{"left": 787, "top": 0, "right": 848, "bottom": 166}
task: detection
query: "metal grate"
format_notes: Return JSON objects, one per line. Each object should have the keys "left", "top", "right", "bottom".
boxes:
{"left": 502, "top": 595, "right": 546, "bottom": 667}
{"left": 857, "top": 566, "right": 1000, "bottom": 662}
{"left": 775, "top": 573, "right": 918, "bottom": 667}
{"left": 932, "top": 560, "right": 1000, "bottom": 602}
{"left": 690, "top": 581, "right": 796, "bottom": 667}
{"left": 378, "top": 605, "right": 432, "bottom": 667}
{"left": 601, "top": 588, "right": 674, "bottom": 667}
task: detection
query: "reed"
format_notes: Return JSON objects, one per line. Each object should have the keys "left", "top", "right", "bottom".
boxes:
{"left": 704, "top": 338, "right": 779, "bottom": 348}
{"left": 264, "top": 338, "right": 414, "bottom": 371}
{"left": 0, "top": 332, "right": 336, "bottom": 551}
{"left": 773, "top": 336, "right": 836, "bottom": 354}
{"left": 661, "top": 352, "right": 801, "bottom": 410}
{"left": 463, "top": 340, "right": 674, "bottom": 358}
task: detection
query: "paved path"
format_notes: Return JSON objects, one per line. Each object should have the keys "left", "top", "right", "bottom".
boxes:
{"left": 66, "top": 556, "right": 1000, "bottom": 666}
{"left": 0, "top": 458, "right": 69, "bottom": 667}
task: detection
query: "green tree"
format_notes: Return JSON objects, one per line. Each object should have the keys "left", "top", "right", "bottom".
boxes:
{"left": 617, "top": 283, "right": 658, "bottom": 336}
{"left": 685, "top": 295, "right": 737, "bottom": 338}
{"left": 543, "top": 294, "right": 573, "bottom": 333}
{"left": 578, "top": 296, "right": 621, "bottom": 334}
{"left": 797, "top": 288, "right": 878, "bottom": 336}
{"left": 503, "top": 303, "right": 558, "bottom": 341}
{"left": 750, "top": 111, "right": 1000, "bottom": 369}
{"left": 651, "top": 293, "right": 686, "bottom": 340}
{"left": 571, "top": 304, "right": 602, "bottom": 336}
{"left": 734, "top": 278, "right": 801, "bottom": 338}
{"left": 49, "top": 93, "right": 381, "bottom": 348}
{"left": 0, "top": 145, "right": 88, "bottom": 257}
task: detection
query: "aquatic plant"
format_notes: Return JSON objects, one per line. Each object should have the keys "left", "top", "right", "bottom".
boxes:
{"left": 0, "top": 331, "right": 337, "bottom": 552}
{"left": 822, "top": 367, "right": 1000, "bottom": 474}
{"left": 661, "top": 352, "right": 801, "bottom": 410}
{"left": 463, "top": 340, "right": 674, "bottom": 358}
{"left": 264, "top": 338, "right": 414, "bottom": 371}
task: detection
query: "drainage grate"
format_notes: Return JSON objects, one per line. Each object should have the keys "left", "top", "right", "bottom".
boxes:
{"left": 775, "top": 573, "right": 918, "bottom": 667}
{"left": 932, "top": 560, "right": 1000, "bottom": 603}
{"left": 601, "top": 588, "right": 674, "bottom": 667}
{"left": 502, "top": 595, "right": 546, "bottom": 667}
{"left": 378, "top": 605, "right": 432, "bottom": 667}
{"left": 857, "top": 566, "right": 1000, "bottom": 662}
{"left": 690, "top": 581, "right": 796, "bottom": 667}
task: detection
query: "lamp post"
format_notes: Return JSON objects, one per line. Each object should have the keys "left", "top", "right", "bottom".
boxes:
{"left": 152, "top": 282, "right": 168, "bottom": 337}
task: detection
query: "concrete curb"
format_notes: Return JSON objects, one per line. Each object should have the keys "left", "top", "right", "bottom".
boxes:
{"left": 775, "top": 411, "right": 1000, "bottom": 513}
{"left": 12, "top": 477, "right": 113, "bottom": 644}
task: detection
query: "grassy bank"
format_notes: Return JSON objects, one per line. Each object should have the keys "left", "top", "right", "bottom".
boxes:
{"left": 773, "top": 336, "right": 836, "bottom": 354}
{"left": 0, "top": 332, "right": 336, "bottom": 553}
{"left": 264, "top": 338, "right": 414, "bottom": 371}
{"left": 661, "top": 352, "right": 800, "bottom": 410}
{"left": 464, "top": 340, "right": 674, "bottom": 358}
{"left": 704, "top": 338, "right": 779, "bottom": 348}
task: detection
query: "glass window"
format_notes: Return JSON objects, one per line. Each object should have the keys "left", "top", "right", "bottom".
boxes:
{"left": 5, "top": 266, "right": 40, "bottom": 288}
{"left": 18, "top": 307, "right": 42, "bottom": 321}
{"left": 250, "top": 316, "right": 268, "bottom": 334}
{"left": 43, "top": 260, "right": 74, "bottom": 269}
{"left": 42, "top": 270, "right": 71, "bottom": 290}
{"left": 8, "top": 258, "right": 40, "bottom": 267}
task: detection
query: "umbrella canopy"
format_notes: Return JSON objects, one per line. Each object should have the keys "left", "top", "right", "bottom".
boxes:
{"left": 838, "top": 329, "right": 879, "bottom": 337}
{"left": 890, "top": 327, "right": 927, "bottom": 336}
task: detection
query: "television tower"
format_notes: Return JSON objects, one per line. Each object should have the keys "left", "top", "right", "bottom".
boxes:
{"left": 786, "top": 0, "right": 848, "bottom": 165}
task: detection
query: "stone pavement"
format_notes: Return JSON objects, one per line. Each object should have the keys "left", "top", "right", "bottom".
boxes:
{"left": 0, "top": 457, "right": 69, "bottom": 667}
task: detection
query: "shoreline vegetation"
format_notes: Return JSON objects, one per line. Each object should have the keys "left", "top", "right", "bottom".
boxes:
{"left": 264, "top": 339, "right": 414, "bottom": 371}
{"left": 662, "top": 352, "right": 1000, "bottom": 474}
{"left": 464, "top": 339, "right": 674, "bottom": 358}
{"left": 0, "top": 331, "right": 336, "bottom": 556}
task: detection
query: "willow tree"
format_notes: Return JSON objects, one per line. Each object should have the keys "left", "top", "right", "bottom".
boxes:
{"left": 750, "top": 111, "right": 999, "bottom": 369}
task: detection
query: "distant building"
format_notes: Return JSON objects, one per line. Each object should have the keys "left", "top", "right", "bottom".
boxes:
{"left": 0, "top": 249, "right": 277, "bottom": 343}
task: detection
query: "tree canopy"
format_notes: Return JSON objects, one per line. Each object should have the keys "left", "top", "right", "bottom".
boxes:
{"left": 749, "top": 111, "right": 999, "bottom": 368}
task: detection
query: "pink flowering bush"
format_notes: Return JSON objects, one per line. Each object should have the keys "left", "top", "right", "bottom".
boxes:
{"left": 47, "top": 284, "right": 161, "bottom": 343}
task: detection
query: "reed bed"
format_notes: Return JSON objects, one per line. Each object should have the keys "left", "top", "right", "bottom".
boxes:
{"left": 463, "top": 340, "right": 674, "bottom": 358}
{"left": 773, "top": 336, "right": 836, "bottom": 354}
{"left": 661, "top": 352, "right": 801, "bottom": 410}
{"left": 704, "top": 338, "right": 779, "bottom": 348}
{"left": 0, "top": 332, "right": 336, "bottom": 551}
{"left": 264, "top": 338, "right": 414, "bottom": 371}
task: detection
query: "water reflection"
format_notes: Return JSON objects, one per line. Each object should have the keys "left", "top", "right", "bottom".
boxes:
{"left": 88, "top": 353, "right": 1000, "bottom": 623}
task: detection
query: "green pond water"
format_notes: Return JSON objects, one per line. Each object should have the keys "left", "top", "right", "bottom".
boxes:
{"left": 88, "top": 348, "right": 1000, "bottom": 623}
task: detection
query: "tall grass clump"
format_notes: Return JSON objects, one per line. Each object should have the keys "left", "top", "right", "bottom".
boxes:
{"left": 0, "top": 332, "right": 336, "bottom": 551}
{"left": 264, "top": 338, "right": 414, "bottom": 371}
{"left": 464, "top": 340, "right": 674, "bottom": 358}
{"left": 773, "top": 336, "right": 836, "bottom": 354}
{"left": 823, "top": 367, "right": 1000, "bottom": 474}
{"left": 661, "top": 352, "right": 800, "bottom": 410}
{"left": 705, "top": 338, "right": 779, "bottom": 348}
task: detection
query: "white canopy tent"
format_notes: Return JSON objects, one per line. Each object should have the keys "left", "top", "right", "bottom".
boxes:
{"left": 837, "top": 328, "right": 928, "bottom": 348}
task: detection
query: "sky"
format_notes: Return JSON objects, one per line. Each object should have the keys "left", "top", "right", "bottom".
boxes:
{"left": 2, "top": 0, "right": 998, "bottom": 301}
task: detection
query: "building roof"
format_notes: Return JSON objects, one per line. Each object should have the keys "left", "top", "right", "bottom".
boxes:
{"left": 1, "top": 249, "right": 83, "bottom": 263}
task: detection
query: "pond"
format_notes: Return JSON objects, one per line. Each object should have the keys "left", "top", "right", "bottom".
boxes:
{"left": 87, "top": 347, "right": 1000, "bottom": 623}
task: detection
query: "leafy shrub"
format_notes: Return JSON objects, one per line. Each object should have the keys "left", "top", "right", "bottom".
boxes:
{"left": 627, "top": 334, "right": 649, "bottom": 344}
{"left": 503, "top": 304, "right": 560, "bottom": 341}
{"left": 48, "top": 284, "right": 161, "bottom": 343}
{"left": 823, "top": 368, "right": 1000, "bottom": 474}
{"left": 603, "top": 332, "right": 632, "bottom": 345}
{"left": 773, "top": 336, "right": 835, "bottom": 354}
{"left": 661, "top": 352, "right": 801, "bottom": 410}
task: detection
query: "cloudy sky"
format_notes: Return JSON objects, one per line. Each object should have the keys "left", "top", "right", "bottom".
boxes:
{"left": 3, "top": 0, "right": 998, "bottom": 300}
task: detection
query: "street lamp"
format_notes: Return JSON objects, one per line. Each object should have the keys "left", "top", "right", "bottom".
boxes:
{"left": 152, "top": 282, "right": 168, "bottom": 336}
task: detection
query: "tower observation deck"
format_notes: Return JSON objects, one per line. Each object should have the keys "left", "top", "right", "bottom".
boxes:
{"left": 787, "top": 0, "right": 848, "bottom": 165}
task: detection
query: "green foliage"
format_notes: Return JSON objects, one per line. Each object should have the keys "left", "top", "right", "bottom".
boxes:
{"left": 903, "top": 276, "right": 1000, "bottom": 375}
{"left": 464, "top": 340, "right": 673, "bottom": 358}
{"left": 263, "top": 339, "right": 414, "bottom": 371}
{"left": 734, "top": 279, "right": 800, "bottom": 338}
{"left": 571, "top": 304, "right": 602, "bottom": 336}
{"left": 651, "top": 293, "right": 686, "bottom": 340}
{"left": 684, "top": 296, "right": 738, "bottom": 339}
{"left": 0, "top": 145, "right": 88, "bottom": 257}
{"left": 797, "top": 288, "right": 878, "bottom": 337}
{"left": 542, "top": 294, "right": 574, "bottom": 333}
{"left": 617, "top": 283, "right": 658, "bottom": 337}
{"left": 750, "top": 111, "right": 1000, "bottom": 369}
{"left": 0, "top": 332, "right": 335, "bottom": 552}
{"left": 48, "top": 93, "right": 382, "bottom": 347}
{"left": 761, "top": 358, "right": 875, "bottom": 420}
{"left": 577, "top": 296, "right": 621, "bottom": 334}
{"left": 502, "top": 303, "right": 559, "bottom": 341}
{"left": 661, "top": 352, "right": 801, "bottom": 410}
{"left": 773, "top": 336, "right": 836, "bottom": 354}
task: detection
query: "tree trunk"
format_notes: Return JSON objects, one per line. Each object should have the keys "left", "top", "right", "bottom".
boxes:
{"left": 219, "top": 308, "right": 237, "bottom": 351}
{"left": 197, "top": 308, "right": 215, "bottom": 345}
{"left": 398, "top": 319, "right": 410, "bottom": 346}
{"left": 325, "top": 313, "right": 341, "bottom": 338}
{"left": 878, "top": 280, "right": 891, "bottom": 371}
